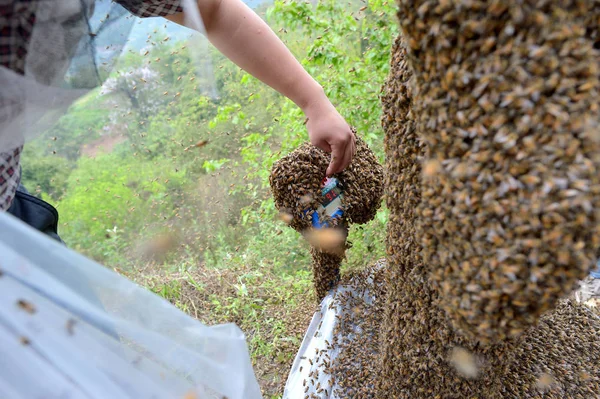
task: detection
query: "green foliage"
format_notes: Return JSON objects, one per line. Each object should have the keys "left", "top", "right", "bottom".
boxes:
{"left": 57, "top": 151, "right": 186, "bottom": 261}
{"left": 43, "top": 91, "right": 111, "bottom": 160}
{"left": 20, "top": 144, "right": 72, "bottom": 200}
{"left": 20, "top": 2, "right": 397, "bottom": 396}
{"left": 219, "top": 0, "right": 398, "bottom": 273}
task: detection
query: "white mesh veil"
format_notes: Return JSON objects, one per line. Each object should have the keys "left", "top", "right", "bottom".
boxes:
{"left": 0, "top": 0, "right": 217, "bottom": 152}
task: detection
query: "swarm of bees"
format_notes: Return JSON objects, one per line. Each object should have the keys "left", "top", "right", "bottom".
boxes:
{"left": 270, "top": 143, "right": 332, "bottom": 233}
{"left": 291, "top": 261, "right": 387, "bottom": 399}
{"left": 404, "top": 0, "right": 600, "bottom": 343}
{"left": 309, "top": 244, "right": 345, "bottom": 300}
{"left": 269, "top": 130, "right": 384, "bottom": 231}
{"left": 269, "top": 130, "right": 384, "bottom": 300}
{"left": 373, "top": 27, "right": 600, "bottom": 398}
{"left": 280, "top": 3, "right": 600, "bottom": 396}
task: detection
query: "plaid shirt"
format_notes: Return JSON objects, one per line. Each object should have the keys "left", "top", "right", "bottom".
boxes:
{"left": 0, "top": 0, "right": 183, "bottom": 210}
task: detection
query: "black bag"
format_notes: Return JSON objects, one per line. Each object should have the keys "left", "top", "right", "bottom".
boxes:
{"left": 7, "top": 185, "right": 64, "bottom": 244}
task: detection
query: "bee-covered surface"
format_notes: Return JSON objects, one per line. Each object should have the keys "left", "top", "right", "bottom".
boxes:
{"left": 283, "top": 261, "right": 386, "bottom": 399}
{"left": 269, "top": 132, "right": 384, "bottom": 234}
{"left": 377, "top": 25, "right": 600, "bottom": 398}
{"left": 403, "top": 0, "right": 600, "bottom": 343}
{"left": 269, "top": 134, "right": 384, "bottom": 300}
{"left": 282, "top": 258, "right": 600, "bottom": 399}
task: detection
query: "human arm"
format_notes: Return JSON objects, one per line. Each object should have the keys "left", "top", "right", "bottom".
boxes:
{"left": 165, "top": 0, "right": 355, "bottom": 176}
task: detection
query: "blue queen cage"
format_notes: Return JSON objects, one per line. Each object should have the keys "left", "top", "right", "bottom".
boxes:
{"left": 306, "top": 177, "right": 344, "bottom": 229}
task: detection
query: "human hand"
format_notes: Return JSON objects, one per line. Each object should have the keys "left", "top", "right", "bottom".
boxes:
{"left": 168, "top": 0, "right": 356, "bottom": 176}
{"left": 303, "top": 98, "right": 356, "bottom": 177}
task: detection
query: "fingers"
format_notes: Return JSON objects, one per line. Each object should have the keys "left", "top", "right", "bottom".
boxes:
{"left": 343, "top": 136, "right": 354, "bottom": 169}
{"left": 326, "top": 143, "right": 342, "bottom": 177}
{"left": 317, "top": 140, "right": 332, "bottom": 153}
{"left": 326, "top": 136, "right": 354, "bottom": 177}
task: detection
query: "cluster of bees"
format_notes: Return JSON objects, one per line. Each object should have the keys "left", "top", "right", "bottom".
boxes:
{"left": 327, "top": 263, "right": 387, "bottom": 398}
{"left": 375, "top": 20, "right": 600, "bottom": 399}
{"left": 277, "top": 2, "right": 600, "bottom": 396}
{"left": 289, "top": 9, "right": 600, "bottom": 395}
{"left": 404, "top": 0, "right": 600, "bottom": 343}
{"left": 309, "top": 246, "right": 346, "bottom": 301}
{"left": 269, "top": 132, "right": 383, "bottom": 300}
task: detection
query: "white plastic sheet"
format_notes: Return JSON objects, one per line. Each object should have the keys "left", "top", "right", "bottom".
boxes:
{"left": 576, "top": 277, "right": 600, "bottom": 305}
{"left": 282, "top": 265, "right": 380, "bottom": 399}
{"left": 0, "top": 211, "right": 262, "bottom": 399}
{"left": 282, "top": 294, "right": 339, "bottom": 398}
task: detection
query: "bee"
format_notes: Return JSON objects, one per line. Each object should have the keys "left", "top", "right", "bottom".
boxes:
{"left": 66, "top": 319, "right": 77, "bottom": 335}
{"left": 17, "top": 299, "right": 36, "bottom": 314}
{"left": 194, "top": 139, "right": 209, "bottom": 148}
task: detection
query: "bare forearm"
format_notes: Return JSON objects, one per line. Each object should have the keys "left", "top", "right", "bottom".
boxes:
{"left": 211, "top": 0, "right": 330, "bottom": 111}
{"left": 167, "top": 0, "right": 355, "bottom": 175}
{"left": 169, "top": 0, "right": 329, "bottom": 113}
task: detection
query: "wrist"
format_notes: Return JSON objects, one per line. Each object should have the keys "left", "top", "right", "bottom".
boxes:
{"left": 295, "top": 80, "right": 332, "bottom": 118}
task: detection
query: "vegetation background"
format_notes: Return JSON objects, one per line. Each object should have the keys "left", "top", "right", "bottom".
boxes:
{"left": 21, "top": 0, "right": 398, "bottom": 396}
